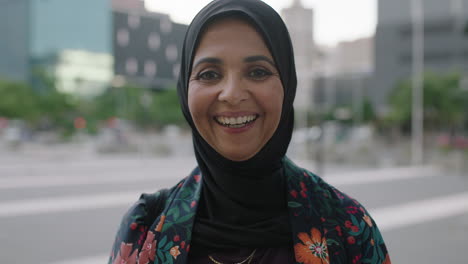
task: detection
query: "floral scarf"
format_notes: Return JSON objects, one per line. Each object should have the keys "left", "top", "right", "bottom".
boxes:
{"left": 108, "top": 158, "right": 391, "bottom": 264}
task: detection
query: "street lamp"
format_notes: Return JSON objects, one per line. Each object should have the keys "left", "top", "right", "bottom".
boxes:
{"left": 411, "top": 0, "right": 424, "bottom": 165}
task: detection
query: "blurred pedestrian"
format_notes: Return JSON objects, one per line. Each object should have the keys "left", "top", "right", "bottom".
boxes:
{"left": 109, "top": 0, "right": 390, "bottom": 263}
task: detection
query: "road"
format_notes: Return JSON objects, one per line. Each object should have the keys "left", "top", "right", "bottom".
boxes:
{"left": 0, "top": 154, "right": 467, "bottom": 263}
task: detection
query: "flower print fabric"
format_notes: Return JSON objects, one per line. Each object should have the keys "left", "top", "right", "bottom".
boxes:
{"left": 108, "top": 158, "right": 391, "bottom": 264}
{"left": 294, "top": 228, "right": 329, "bottom": 264}
{"left": 113, "top": 242, "right": 138, "bottom": 264}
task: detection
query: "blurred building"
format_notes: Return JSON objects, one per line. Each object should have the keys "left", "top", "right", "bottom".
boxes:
{"left": 314, "top": 37, "right": 374, "bottom": 115}
{"left": 112, "top": 0, "right": 187, "bottom": 90}
{"left": 281, "top": 0, "right": 316, "bottom": 116}
{"left": 0, "top": 0, "right": 113, "bottom": 96}
{"left": 374, "top": 0, "right": 468, "bottom": 113}
{"left": 0, "top": 0, "right": 187, "bottom": 96}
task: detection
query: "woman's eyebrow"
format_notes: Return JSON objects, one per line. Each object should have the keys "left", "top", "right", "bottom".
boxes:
{"left": 192, "top": 57, "right": 222, "bottom": 69}
{"left": 244, "top": 55, "right": 275, "bottom": 67}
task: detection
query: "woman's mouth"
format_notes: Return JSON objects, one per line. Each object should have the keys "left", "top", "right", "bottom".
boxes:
{"left": 214, "top": 114, "right": 259, "bottom": 128}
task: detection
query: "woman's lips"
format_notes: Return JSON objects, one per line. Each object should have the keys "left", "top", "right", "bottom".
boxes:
{"left": 213, "top": 113, "right": 259, "bottom": 134}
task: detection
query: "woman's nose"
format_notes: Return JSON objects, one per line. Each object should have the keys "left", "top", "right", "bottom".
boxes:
{"left": 217, "top": 76, "right": 248, "bottom": 105}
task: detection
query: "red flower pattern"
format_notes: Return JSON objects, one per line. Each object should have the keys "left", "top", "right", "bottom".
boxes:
{"left": 290, "top": 190, "right": 298, "bottom": 198}
{"left": 300, "top": 181, "right": 307, "bottom": 190}
{"left": 138, "top": 232, "right": 156, "bottom": 264}
{"left": 346, "top": 206, "right": 359, "bottom": 214}
{"left": 193, "top": 174, "right": 201, "bottom": 182}
{"left": 335, "top": 226, "right": 342, "bottom": 237}
{"left": 352, "top": 254, "right": 362, "bottom": 264}
{"left": 345, "top": 221, "right": 352, "bottom": 228}
{"left": 113, "top": 242, "right": 137, "bottom": 264}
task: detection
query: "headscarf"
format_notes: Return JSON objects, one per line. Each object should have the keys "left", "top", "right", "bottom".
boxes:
{"left": 176, "top": 0, "right": 297, "bottom": 255}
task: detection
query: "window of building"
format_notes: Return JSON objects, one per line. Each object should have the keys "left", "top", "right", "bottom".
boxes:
{"left": 166, "top": 44, "right": 178, "bottom": 62}
{"left": 173, "top": 63, "right": 180, "bottom": 78}
{"left": 144, "top": 60, "right": 157, "bottom": 77}
{"left": 117, "top": 28, "right": 129, "bottom": 47}
{"left": 126, "top": 57, "right": 138, "bottom": 75}
{"left": 148, "top": 32, "right": 161, "bottom": 51}
{"left": 128, "top": 14, "right": 140, "bottom": 29}
{"left": 160, "top": 18, "right": 172, "bottom": 34}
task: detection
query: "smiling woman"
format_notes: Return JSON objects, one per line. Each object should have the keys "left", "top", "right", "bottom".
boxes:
{"left": 108, "top": 1, "right": 391, "bottom": 264}
{"left": 188, "top": 18, "right": 284, "bottom": 161}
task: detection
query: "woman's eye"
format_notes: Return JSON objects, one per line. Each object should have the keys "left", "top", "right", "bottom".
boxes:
{"left": 197, "top": 71, "right": 220, "bottom": 81}
{"left": 248, "top": 68, "right": 272, "bottom": 79}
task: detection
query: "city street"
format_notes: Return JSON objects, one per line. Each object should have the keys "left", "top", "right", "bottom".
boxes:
{"left": 1, "top": 154, "right": 467, "bottom": 263}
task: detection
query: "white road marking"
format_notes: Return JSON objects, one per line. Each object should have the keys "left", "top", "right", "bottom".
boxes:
{"left": 0, "top": 166, "right": 441, "bottom": 189}
{"left": 48, "top": 255, "right": 108, "bottom": 264}
{"left": 0, "top": 190, "right": 154, "bottom": 218}
{"left": 371, "top": 191, "right": 468, "bottom": 231}
{"left": 326, "top": 165, "right": 441, "bottom": 185}
{"left": 48, "top": 191, "right": 468, "bottom": 264}
{"left": 0, "top": 173, "right": 173, "bottom": 189}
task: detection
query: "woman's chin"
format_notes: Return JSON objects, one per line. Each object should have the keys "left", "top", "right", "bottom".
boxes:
{"left": 217, "top": 147, "right": 259, "bottom": 162}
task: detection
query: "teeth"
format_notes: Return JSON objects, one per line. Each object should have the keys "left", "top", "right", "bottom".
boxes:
{"left": 216, "top": 115, "right": 257, "bottom": 126}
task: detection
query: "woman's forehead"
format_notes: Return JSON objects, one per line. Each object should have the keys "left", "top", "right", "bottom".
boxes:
{"left": 192, "top": 17, "right": 273, "bottom": 62}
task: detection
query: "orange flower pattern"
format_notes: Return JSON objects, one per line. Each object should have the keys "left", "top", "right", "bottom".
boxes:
{"left": 294, "top": 228, "right": 329, "bottom": 264}
{"left": 170, "top": 245, "right": 181, "bottom": 259}
{"left": 363, "top": 214, "right": 373, "bottom": 227}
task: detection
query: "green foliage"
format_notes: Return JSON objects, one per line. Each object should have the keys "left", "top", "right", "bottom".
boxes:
{"left": 0, "top": 74, "right": 79, "bottom": 136}
{"left": 92, "top": 85, "right": 185, "bottom": 130}
{"left": 387, "top": 72, "right": 468, "bottom": 131}
{"left": 361, "top": 98, "right": 376, "bottom": 123}
{"left": 0, "top": 79, "right": 39, "bottom": 121}
{"left": 0, "top": 70, "right": 185, "bottom": 135}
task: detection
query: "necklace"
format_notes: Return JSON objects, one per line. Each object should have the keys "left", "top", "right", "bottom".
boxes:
{"left": 208, "top": 249, "right": 257, "bottom": 264}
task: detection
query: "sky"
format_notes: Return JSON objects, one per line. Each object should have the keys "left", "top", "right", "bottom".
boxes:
{"left": 145, "top": 0, "right": 377, "bottom": 46}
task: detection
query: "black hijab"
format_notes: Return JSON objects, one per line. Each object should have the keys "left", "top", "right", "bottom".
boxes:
{"left": 176, "top": 0, "right": 297, "bottom": 255}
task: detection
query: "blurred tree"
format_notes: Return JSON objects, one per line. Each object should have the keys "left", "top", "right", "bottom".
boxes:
{"left": 0, "top": 79, "right": 39, "bottom": 121}
{"left": 30, "top": 68, "right": 77, "bottom": 134}
{"left": 0, "top": 70, "right": 78, "bottom": 136}
{"left": 387, "top": 73, "right": 468, "bottom": 134}
{"left": 1, "top": 72, "right": 186, "bottom": 135}
{"left": 93, "top": 85, "right": 185, "bottom": 130}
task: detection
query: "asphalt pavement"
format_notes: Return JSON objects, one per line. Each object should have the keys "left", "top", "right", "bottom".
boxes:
{"left": 1, "top": 153, "right": 467, "bottom": 264}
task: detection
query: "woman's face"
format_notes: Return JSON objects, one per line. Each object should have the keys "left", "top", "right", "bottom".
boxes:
{"left": 188, "top": 18, "right": 284, "bottom": 161}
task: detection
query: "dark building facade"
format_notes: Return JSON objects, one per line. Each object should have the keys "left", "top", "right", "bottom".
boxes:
{"left": 374, "top": 0, "right": 468, "bottom": 112}
{"left": 112, "top": 9, "right": 187, "bottom": 89}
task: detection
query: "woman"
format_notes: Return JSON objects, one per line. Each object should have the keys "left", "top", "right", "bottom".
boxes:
{"left": 109, "top": 0, "right": 391, "bottom": 263}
